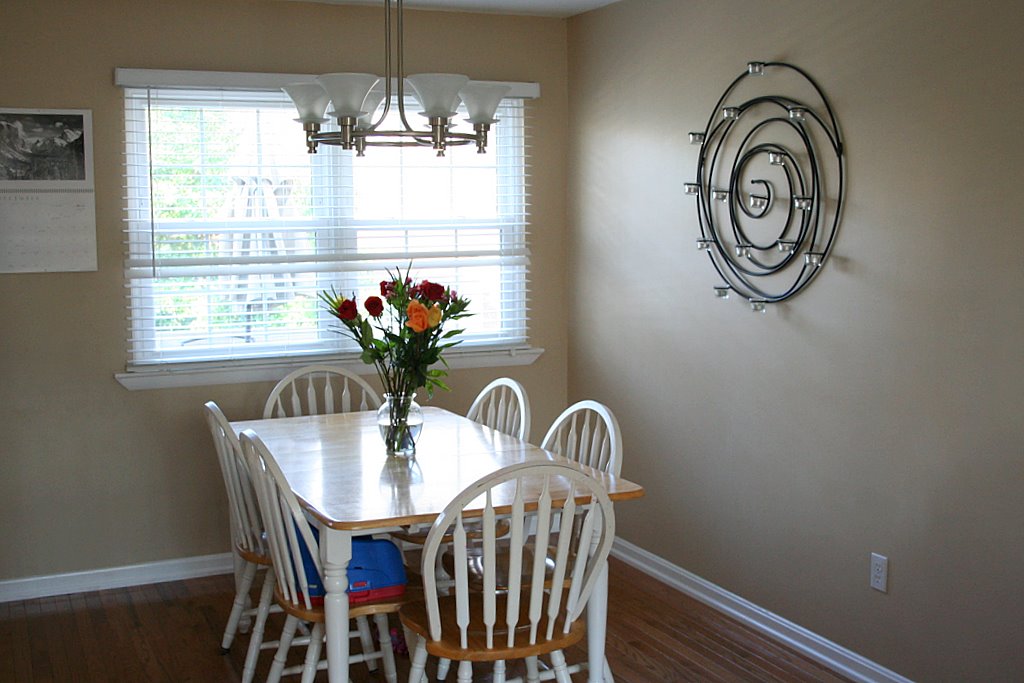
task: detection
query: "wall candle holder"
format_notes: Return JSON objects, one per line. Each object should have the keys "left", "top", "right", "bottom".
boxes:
{"left": 687, "top": 61, "right": 845, "bottom": 311}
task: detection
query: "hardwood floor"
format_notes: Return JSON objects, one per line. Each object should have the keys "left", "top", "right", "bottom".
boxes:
{"left": 0, "top": 558, "right": 851, "bottom": 682}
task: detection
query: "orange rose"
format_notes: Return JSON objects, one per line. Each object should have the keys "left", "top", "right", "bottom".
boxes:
{"left": 427, "top": 304, "right": 442, "bottom": 328}
{"left": 406, "top": 300, "right": 430, "bottom": 333}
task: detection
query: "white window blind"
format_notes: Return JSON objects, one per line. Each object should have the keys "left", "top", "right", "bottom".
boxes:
{"left": 122, "top": 81, "right": 530, "bottom": 369}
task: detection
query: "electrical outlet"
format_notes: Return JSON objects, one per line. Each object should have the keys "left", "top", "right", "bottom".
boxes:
{"left": 870, "top": 552, "right": 888, "bottom": 592}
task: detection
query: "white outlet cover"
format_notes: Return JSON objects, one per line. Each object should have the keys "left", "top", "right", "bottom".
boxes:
{"left": 870, "top": 552, "right": 888, "bottom": 593}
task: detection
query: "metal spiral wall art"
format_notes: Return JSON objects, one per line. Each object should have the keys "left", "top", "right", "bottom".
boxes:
{"left": 686, "top": 61, "right": 845, "bottom": 312}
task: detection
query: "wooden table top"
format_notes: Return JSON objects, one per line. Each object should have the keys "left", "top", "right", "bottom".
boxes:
{"left": 232, "top": 407, "right": 644, "bottom": 530}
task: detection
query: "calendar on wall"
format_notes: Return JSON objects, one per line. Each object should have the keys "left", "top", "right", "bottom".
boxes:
{"left": 0, "top": 108, "right": 97, "bottom": 273}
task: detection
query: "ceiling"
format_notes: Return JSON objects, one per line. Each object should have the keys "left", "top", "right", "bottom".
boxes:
{"left": 292, "top": 0, "right": 620, "bottom": 18}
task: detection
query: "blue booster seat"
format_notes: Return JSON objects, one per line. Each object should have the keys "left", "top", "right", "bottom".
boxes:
{"left": 295, "top": 527, "right": 407, "bottom": 605}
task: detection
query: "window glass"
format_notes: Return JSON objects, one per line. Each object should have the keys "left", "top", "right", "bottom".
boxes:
{"left": 123, "top": 86, "right": 529, "bottom": 368}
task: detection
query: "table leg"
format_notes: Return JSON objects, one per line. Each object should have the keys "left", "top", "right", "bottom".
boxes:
{"left": 320, "top": 526, "right": 353, "bottom": 683}
{"left": 586, "top": 558, "right": 610, "bottom": 683}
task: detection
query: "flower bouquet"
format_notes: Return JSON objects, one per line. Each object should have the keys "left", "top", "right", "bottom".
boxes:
{"left": 320, "top": 265, "right": 471, "bottom": 456}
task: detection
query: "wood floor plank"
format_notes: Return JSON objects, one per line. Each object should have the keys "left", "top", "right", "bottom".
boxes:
{"left": 0, "top": 599, "right": 33, "bottom": 683}
{"left": 43, "top": 594, "right": 82, "bottom": 683}
{"left": 26, "top": 598, "right": 61, "bottom": 683}
{"left": 621, "top": 595, "right": 805, "bottom": 681}
{"left": 0, "top": 558, "right": 851, "bottom": 683}
{"left": 608, "top": 560, "right": 848, "bottom": 682}
{"left": 67, "top": 592, "right": 110, "bottom": 682}
{"left": 98, "top": 587, "right": 168, "bottom": 682}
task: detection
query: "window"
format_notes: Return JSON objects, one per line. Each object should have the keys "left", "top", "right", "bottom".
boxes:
{"left": 120, "top": 73, "right": 531, "bottom": 380}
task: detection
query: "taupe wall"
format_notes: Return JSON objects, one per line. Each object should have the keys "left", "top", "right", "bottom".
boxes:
{"left": 567, "top": 1, "right": 1023, "bottom": 681}
{"left": 5, "top": 0, "right": 1024, "bottom": 680}
{"left": 0, "top": 0, "right": 569, "bottom": 578}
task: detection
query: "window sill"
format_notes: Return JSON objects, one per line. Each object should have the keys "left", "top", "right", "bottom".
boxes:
{"left": 114, "top": 345, "right": 544, "bottom": 391}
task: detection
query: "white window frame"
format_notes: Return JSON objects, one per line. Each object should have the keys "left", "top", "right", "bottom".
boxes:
{"left": 114, "top": 69, "right": 541, "bottom": 390}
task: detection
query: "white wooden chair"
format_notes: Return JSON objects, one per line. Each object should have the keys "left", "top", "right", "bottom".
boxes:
{"left": 536, "top": 400, "right": 622, "bottom": 681}
{"left": 394, "top": 377, "right": 531, "bottom": 552}
{"left": 399, "top": 377, "right": 532, "bottom": 682}
{"left": 400, "top": 461, "right": 616, "bottom": 683}
{"left": 263, "top": 364, "right": 381, "bottom": 418}
{"left": 465, "top": 377, "right": 532, "bottom": 442}
{"left": 437, "top": 400, "right": 623, "bottom": 682}
{"left": 204, "top": 401, "right": 278, "bottom": 683}
{"left": 239, "top": 429, "right": 404, "bottom": 683}
{"left": 541, "top": 400, "right": 623, "bottom": 476}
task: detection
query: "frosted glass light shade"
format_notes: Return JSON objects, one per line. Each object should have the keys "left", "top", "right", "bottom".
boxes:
{"left": 407, "top": 73, "right": 469, "bottom": 118}
{"left": 316, "top": 73, "right": 380, "bottom": 118}
{"left": 356, "top": 85, "right": 387, "bottom": 130}
{"left": 282, "top": 82, "right": 330, "bottom": 123}
{"left": 459, "top": 82, "right": 511, "bottom": 124}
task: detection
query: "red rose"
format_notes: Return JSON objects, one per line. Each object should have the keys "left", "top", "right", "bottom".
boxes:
{"left": 380, "top": 280, "right": 395, "bottom": 298}
{"left": 364, "top": 296, "right": 384, "bottom": 317}
{"left": 421, "top": 280, "right": 446, "bottom": 301}
{"left": 337, "top": 299, "right": 358, "bottom": 321}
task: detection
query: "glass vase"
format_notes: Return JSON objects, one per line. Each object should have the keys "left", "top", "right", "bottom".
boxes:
{"left": 376, "top": 393, "right": 423, "bottom": 458}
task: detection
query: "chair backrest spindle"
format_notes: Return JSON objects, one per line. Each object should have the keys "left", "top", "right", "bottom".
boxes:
{"left": 264, "top": 364, "right": 381, "bottom": 419}
{"left": 466, "top": 378, "right": 531, "bottom": 442}
{"left": 541, "top": 400, "right": 623, "bottom": 476}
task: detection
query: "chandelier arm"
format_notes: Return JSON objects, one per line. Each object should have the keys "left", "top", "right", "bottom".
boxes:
{"left": 395, "top": 0, "right": 417, "bottom": 132}
{"left": 364, "top": 0, "right": 394, "bottom": 133}
{"left": 382, "top": 0, "right": 395, "bottom": 127}
{"left": 311, "top": 129, "right": 476, "bottom": 145}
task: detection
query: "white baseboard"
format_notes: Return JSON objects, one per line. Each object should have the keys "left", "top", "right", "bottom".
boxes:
{"left": 0, "top": 552, "right": 234, "bottom": 603}
{"left": 611, "top": 538, "right": 914, "bottom": 683}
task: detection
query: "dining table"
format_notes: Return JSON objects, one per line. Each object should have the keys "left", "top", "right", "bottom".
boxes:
{"left": 231, "top": 406, "right": 644, "bottom": 683}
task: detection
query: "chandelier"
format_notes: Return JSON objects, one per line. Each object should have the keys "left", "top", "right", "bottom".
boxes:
{"left": 282, "top": 0, "right": 509, "bottom": 157}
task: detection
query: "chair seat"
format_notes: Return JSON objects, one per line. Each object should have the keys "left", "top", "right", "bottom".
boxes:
{"left": 273, "top": 585, "right": 415, "bottom": 623}
{"left": 235, "top": 542, "right": 272, "bottom": 566}
{"left": 392, "top": 518, "right": 512, "bottom": 546}
{"left": 400, "top": 593, "right": 585, "bottom": 662}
